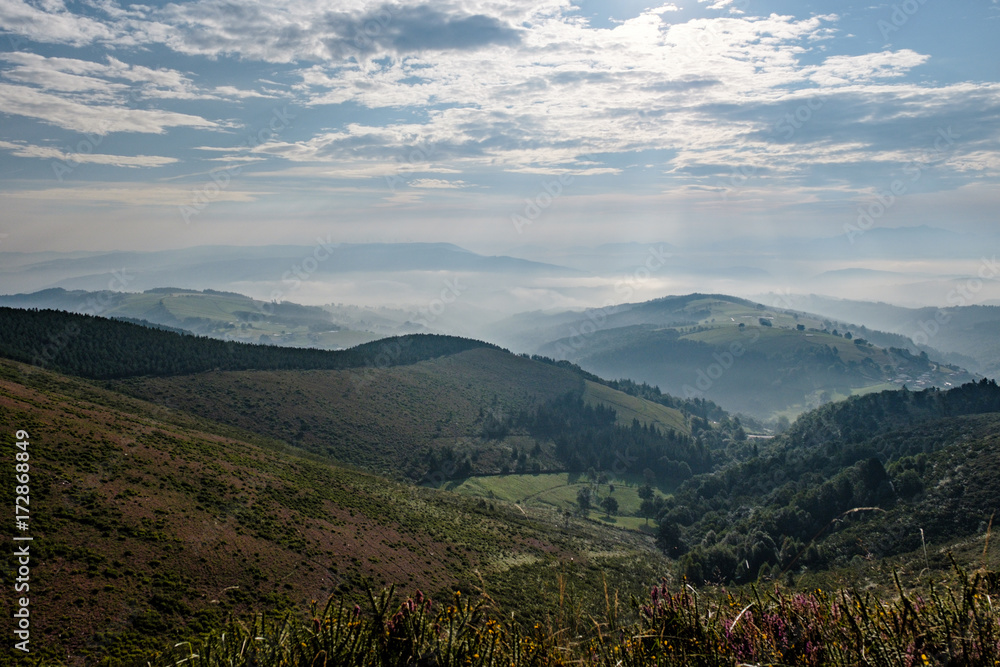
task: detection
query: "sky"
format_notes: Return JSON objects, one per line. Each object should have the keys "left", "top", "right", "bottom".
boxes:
{"left": 0, "top": 0, "right": 998, "bottom": 262}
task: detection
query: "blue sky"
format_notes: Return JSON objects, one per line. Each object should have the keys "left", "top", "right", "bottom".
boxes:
{"left": 0, "top": 0, "right": 998, "bottom": 256}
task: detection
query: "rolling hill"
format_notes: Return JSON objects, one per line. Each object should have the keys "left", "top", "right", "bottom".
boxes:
{"left": 511, "top": 294, "right": 975, "bottom": 421}
{"left": 774, "top": 294, "right": 1000, "bottom": 378}
{"left": 0, "top": 307, "right": 708, "bottom": 483}
{"left": 1, "top": 306, "right": 999, "bottom": 664}
{"left": 0, "top": 354, "right": 672, "bottom": 663}
{"left": 0, "top": 243, "right": 574, "bottom": 294}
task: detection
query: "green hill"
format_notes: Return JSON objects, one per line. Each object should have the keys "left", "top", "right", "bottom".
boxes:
{"left": 532, "top": 294, "right": 975, "bottom": 421}
{"left": 0, "top": 306, "right": 495, "bottom": 379}
{"left": 0, "top": 308, "right": 721, "bottom": 484}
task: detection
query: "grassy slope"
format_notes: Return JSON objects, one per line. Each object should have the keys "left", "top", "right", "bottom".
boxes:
{"left": 545, "top": 296, "right": 974, "bottom": 420}
{"left": 114, "top": 348, "right": 689, "bottom": 479}
{"left": 444, "top": 472, "right": 666, "bottom": 534}
{"left": 581, "top": 380, "right": 688, "bottom": 433}
{"left": 0, "top": 358, "right": 671, "bottom": 664}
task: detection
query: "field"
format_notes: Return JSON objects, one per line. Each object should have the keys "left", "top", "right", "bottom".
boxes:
{"left": 445, "top": 472, "right": 668, "bottom": 533}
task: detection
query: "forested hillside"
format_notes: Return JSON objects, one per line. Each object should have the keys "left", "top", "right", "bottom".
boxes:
{"left": 0, "top": 307, "right": 494, "bottom": 379}
{"left": 657, "top": 379, "right": 1000, "bottom": 585}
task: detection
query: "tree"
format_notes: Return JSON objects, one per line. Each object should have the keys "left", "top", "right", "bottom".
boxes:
{"left": 576, "top": 487, "right": 592, "bottom": 512}
{"left": 640, "top": 498, "right": 656, "bottom": 525}
{"left": 638, "top": 484, "right": 654, "bottom": 501}
{"left": 895, "top": 469, "right": 923, "bottom": 499}
{"left": 601, "top": 495, "right": 619, "bottom": 518}
{"left": 656, "top": 519, "right": 686, "bottom": 557}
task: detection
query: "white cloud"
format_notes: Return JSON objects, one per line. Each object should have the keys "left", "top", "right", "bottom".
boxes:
{"left": 0, "top": 82, "right": 218, "bottom": 134}
{"left": 0, "top": 183, "right": 265, "bottom": 205}
{"left": 0, "top": 139, "right": 178, "bottom": 167}
{"left": 808, "top": 50, "right": 930, "bottom": 86}
{"left": 408, "top": 178, "right": 469, "bottom": 188}
{"left": 0, "top": 0, "right": 115, "bottom": 46}
{"left": 0, "top": 52, "right": 267, "bottom": 102}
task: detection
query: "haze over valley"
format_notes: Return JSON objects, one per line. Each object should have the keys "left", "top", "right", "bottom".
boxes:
{"left": 2, "top": 0, "right": 999, "bottom": 664}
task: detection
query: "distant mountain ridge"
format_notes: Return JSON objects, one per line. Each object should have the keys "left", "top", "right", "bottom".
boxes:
{"left": 0, "top": 242, "right": 575, "bottom": 293}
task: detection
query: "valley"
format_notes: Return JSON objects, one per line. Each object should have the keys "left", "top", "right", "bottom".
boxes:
{"left": 0, "top": 304, "right": 997, "bottom": 664}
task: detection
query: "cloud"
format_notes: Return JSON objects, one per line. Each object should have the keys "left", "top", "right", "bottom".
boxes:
{"left": 408, "top": 178, "right": 469, "bottom": 188}
{"left": 808, "top": 50, "right": 930, "bottom": 86}
{"left": 0, "top": 139, "right": 178, "bottom": 167}
{"left": 337, "top": 5, "right": 521, "bottom": 54}
{"left": 0, "top": 183, "right": 264, "bottom": 206}
{"left": 0, "top": 82, "right": 217, "bottom": 134}
{"left": 0, "top": 0, "right": 115, "bottom": 46}
{"left": 154, "top": 1, "right": 523, "bottom": 63}
{"left": 0, "top": 0, "right": 997, "bottom": 257}
{"left": 0, "top": 52, "right": 266, "bottom": 102}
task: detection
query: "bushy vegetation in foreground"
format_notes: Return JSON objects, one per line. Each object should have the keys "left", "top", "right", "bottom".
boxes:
{"left": 121, "top": 565, "right": 1000, "bottom": 667}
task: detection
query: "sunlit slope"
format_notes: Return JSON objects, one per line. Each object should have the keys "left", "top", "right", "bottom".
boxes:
{"left": 116, "top": 347, "right": 691, "bottom": 479}
{"left": 536, "top": 295, "right": 974, "bottom": 420}
{"left": 582, "top": 380, "right": 687, "bottom": 433}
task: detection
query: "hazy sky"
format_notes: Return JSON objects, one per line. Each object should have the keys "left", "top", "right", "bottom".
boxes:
{"left": 0, "top": 0, "right": 998, "bottom": 256}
